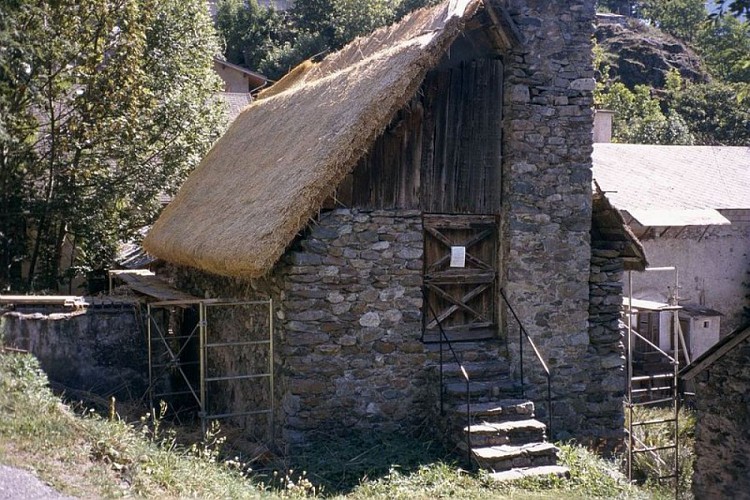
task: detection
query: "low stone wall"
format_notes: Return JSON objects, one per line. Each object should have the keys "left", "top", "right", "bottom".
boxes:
{"left": 692, "top": 340, "right": 750, "bottom": 497}
{"left": 586, "top": 244, "right": 627, "bottom": 451}
{"left": 0, "top": 302, "right": 147, "bottom": 400}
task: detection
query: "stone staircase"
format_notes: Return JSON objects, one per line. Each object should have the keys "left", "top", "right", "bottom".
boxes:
{"left": 430, "top": 339, "right": 569, "bottom": 482}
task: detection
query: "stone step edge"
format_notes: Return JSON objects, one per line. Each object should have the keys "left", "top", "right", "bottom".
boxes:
{"left": 471, "top": 441, "right": 559, "bottom": 461}
{"left": 488, "top": 465, "right": 570, "bottom": 482}
{"left": 448, "top": 399, "right": 535, "bottom": 418}
{"left": 462, "top": 418, "right": 547, "bottom": 434}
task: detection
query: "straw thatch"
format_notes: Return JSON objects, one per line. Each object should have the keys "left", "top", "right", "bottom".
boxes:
{"left": 144, "top": 0, "right": 495, "bottom": 278}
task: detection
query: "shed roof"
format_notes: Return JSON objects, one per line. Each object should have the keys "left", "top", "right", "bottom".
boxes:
{"left": 591, "top": 185, "right": 648, "bottom": 271}
{"left": 680, "top": 323, "right": 750, "bottom": 380}
{"left": 592, "top": 144, "right": 750, "bottom": 227}
{"left": 144, "top": 0, "right": 515, "bottom": 278}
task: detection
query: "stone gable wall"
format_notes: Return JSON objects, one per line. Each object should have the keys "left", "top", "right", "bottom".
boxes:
{"left": 692, "top": 340, "right": 750, "bottom": 497}
{"left": 502, "top": 0, "right": 599, "bottom": 439}
{"left": 280, "top": 209, "right": 433, "bottom": 446}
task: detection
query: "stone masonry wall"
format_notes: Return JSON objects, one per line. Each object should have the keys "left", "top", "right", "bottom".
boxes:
{"left": 280, "top": 208, "right": 432, "bottom": 446}
{"left": 587, "top": 243, "right": 627, "bottom": 450}
{"left": 0, "top": 302, "right": 147, "bottom": 400}
{"left": 169, "top": 209, "right": 434, "bottom": 448}
{"left": 502, "top": 0, "right": 598, "bottom": 440}
{"left": 692, "top": 340, "right": 750, "bottom": 497}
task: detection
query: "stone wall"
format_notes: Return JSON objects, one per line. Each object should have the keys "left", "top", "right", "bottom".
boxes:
{"left": 279, "top": 208, "right": 432, "bottom": 446}
{"left": 692, "top": 339, "right": 750, "bottom": 497}
{"left": 170, "top": 209, "right": 435, "bottom": 447}
{"left": 0, "top": 302, "right": 147, "bottom": 400}
{"left": 587, "top": 244, "right": 627, "bottom": 450}
{"left": 502, "top": 0, "right": 599, "bottom": 439}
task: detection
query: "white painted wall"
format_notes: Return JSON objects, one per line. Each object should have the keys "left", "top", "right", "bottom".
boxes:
{"left": 625, "top": 211, "right": 750, "bottom": 335}
{"left": 689, "top": 315, "right": 721, "bottom": 359}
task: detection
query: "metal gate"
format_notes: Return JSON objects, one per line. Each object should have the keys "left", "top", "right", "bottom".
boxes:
{"left": 146, "top": 299, "right": 274, "bottom": 438}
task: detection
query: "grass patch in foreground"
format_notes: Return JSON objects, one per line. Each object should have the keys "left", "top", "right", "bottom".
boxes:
{"left": 0, "top": 350, "right": 678, "bottom": 499}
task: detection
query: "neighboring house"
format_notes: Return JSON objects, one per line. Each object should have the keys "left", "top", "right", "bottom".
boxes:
{"left": 213, "top": 57, "right": 268, "bottom": 93}
{"left": 144, "top": 0, "right": 643, "bottom": 464}
{"left": 680, "top": 323, "right": 750, "bottom": 498}
{"left": 593, "top": 144, "right": 750, "bottom": 342}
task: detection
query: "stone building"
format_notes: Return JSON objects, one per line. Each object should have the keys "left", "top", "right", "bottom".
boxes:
{"left": 144, "top": 0, "right": 644, "bottom": 462}
{"left": 680, "top": 323, "right": 750, "bottom": 498}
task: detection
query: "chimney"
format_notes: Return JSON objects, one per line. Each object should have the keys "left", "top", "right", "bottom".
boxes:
{"left": 593, "top": 109, "right": 614, "bottom": 143}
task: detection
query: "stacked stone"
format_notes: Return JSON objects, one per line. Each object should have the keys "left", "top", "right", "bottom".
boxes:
{"left": 586, "top": 245, "right": 627, "bottom": 450}
{"left": 279, "top": 208, "right": 430, "bottom": 445}
{"left": 502, "top": 0, "right": 601, "bottom": 440}
{"left": 1, "top": 302, "right": 147, "bottom": 400}
{"left": 692, "top": 341, "right": 750, "bottom": 497}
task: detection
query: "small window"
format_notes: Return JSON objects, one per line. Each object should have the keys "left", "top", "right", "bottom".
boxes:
{"left": 703, "top": 320, "right": 710, "bottom": 329}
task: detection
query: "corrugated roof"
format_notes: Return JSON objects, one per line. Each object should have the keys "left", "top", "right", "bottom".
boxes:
{"left": 592, "top": 144, "right": 750, "bottom": 226}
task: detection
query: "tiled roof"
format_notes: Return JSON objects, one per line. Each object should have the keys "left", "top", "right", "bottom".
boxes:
{"left": 592, "top": 144, "right": 750, "bottom": 224}
{"left": 218, "top": 92, "right": 253, "bottom": 123}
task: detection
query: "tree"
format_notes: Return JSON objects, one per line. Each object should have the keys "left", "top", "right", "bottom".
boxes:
{"left": 713, "top": 0, "right": 750, "bottom": 17}
{"left": 215, "top": 0, "right": 437, "bottom": 80}
{"left": 669, "top": 81, "right": 750, "bottom": 144}
{"left": 0, "top": 0, "right": 225, "bottom": 291}
{"left": 640, "top": 0, "right": 707, "bottom": 41}
{"left": 695, "top": 14, "right": 750, "bottom": 83}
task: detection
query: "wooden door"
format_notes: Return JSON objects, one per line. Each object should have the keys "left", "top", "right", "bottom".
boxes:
{"left": 422, "top": 214, "right": 497, "bottom": 342}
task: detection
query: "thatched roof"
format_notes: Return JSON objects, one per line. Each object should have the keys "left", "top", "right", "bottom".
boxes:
{"left": 144, "top": 0, "right": 514, "bottom": 278}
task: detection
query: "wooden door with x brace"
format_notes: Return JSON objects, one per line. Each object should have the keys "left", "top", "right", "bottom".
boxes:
{"left": 422, "top": 214, "right": 498, "bottom": 343}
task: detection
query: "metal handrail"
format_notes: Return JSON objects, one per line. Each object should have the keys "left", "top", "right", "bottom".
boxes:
{"left": 499, "top": 288, "right": 553, "bottom": 438}
{"left": 426, "top": 301, "right": 472, "bottom": 466}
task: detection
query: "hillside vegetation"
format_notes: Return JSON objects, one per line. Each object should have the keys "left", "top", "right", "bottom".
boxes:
{"left": 595, "top": 0, "right": 750, "bottom": 144}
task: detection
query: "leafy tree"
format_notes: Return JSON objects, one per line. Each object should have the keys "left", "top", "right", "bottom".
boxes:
{"left": 215, "top": 0, "right": 437, "bottom": 80}
{"left": 214, "top": 0, "right": 288, "bottom": 72}
{"left": 0, "top": 0, "right": 225, "bottom": 291}
{"left": 669, "top": 81, "right": 750, "bottom": 144}
{"left": 713, "top": 0, "right": 750, "bottom": 17}
{"left": 695, "top": 14, "right": 750, "bottom": 83}
{"left": 639, "top": 0, "right": 707, "bottom": 41}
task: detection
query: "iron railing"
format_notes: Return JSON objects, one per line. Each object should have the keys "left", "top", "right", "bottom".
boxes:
{"left": 499, "top": 288, "right": 553, "bottom": 438}
{"left": 425, "top": 302, "right": 472, "bottom": 465}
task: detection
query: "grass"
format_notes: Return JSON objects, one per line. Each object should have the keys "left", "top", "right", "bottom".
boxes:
{"left": 0, "top": 349, "right": 691, "bottom": 499}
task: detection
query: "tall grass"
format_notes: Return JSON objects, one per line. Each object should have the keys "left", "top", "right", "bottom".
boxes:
{"left": 627, "top": 405, "right": 695, "bottom": 498}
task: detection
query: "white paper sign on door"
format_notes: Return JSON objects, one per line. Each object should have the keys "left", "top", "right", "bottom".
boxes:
{"left": 450, "top": 246, "right": 466, "bottom": 268}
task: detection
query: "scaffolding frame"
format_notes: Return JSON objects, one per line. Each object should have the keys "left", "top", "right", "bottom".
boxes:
{"left": 146, "top": 298, "right": 274, "bottom": 438}
{"left": 624, "top": 266, "right": 689, "bottom": 499}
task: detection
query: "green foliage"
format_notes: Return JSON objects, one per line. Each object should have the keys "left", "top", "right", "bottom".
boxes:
{"left": 639, "top": 0, "right": 707, "bottom": 41}
{"left": 695, "top": 15, "right": 750, "bottom": 83}
{"left": 215, "top": 0, "right": 289, "bottom": 73}
{"left": 0, "top": 0, "right": 225, "bottom": 292}
{"left": 215, "top": 0, "right": 436, "bottom": 80}
{"left": 670, "top": 80, "right": 750, "bottom": 144}
{"left": 596, "top": 82, "right": 695, "bottom": 144}
{"left": 627, "top": 406, "right": 696, "bottom": 498}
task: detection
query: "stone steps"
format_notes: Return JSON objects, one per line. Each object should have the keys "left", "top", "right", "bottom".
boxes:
{"left": 489, "top": 465, "right": 570, "bottom": 482}
{"left": 472, "top": 441, "right": 560, "bottom": 471}
{"left": 457, "top": 418, "right": 547, "bottom": 447}
{"left": 438, "top": 343, "right": 569, "bottom": 482}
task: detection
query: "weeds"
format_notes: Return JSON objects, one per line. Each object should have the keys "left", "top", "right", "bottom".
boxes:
{"left": 0, "top": 350, "right": 694, "bottom": 499}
